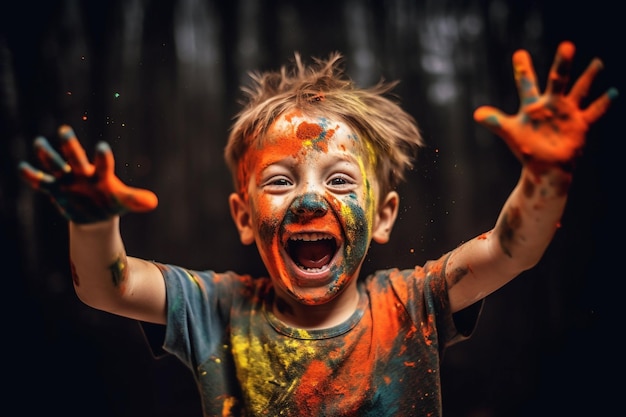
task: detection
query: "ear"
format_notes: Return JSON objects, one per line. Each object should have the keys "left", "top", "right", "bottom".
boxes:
{"left": 229, "top": 193, "right": 255, "bottom": 245}
{"left": 372, "top": 191, "right": 399, "bottom": 244}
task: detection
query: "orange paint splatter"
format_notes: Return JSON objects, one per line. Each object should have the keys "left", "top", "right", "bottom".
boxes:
{"left": 297, "top": 360, "right": 333, "bottom": 411}
{"left": 421, "top": 315, "right": 435, "bottom": 346}
{"left": 296, "top": 122, "right": 323, "bottom": 141}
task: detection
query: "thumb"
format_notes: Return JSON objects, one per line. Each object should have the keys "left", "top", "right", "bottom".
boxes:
{"left": 94, "top": 141, "right": 159, "bottom": 212}
{"left": 473, "top": 105, "right": 507, "bottom": 135}
{"left": 120, "top": 186, "right": 159, "bottom": 212}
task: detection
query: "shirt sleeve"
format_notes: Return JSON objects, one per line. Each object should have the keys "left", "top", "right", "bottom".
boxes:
{"left": 155, "top": 263, "right": 234, "bottom": 372}
{"left": 390, "top": 252, "right": 483, "bottom": 351}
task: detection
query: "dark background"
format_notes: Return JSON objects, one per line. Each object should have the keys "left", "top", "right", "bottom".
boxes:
{"left": 1, "top": 1, "right": 622, "bottom": 416}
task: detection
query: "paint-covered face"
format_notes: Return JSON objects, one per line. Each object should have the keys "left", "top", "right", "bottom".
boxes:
{"left": 242, "top": 112, "right": 379, "bottom": 305}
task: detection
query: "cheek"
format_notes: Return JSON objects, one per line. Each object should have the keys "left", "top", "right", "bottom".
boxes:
{"left": 258, "top": 217, "right": 279, "bottom": 247}
{"left": 252, "top": 195, "right": 284, "bottom": 246}
{"left": 334, "top": 197, "right": 371, "bottom": 275}
{"left": 335, "top": 194, "right": 371, "bottom": 244}
{"left": 364, "top": 179, "right": 376, "bottom": 224}
{"left": 343, "top": 180, "right": 377, "bottom": 228}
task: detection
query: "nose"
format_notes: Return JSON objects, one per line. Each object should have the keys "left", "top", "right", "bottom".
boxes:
{"left": 290, "top": 193, "right": 328, "bottom": 221}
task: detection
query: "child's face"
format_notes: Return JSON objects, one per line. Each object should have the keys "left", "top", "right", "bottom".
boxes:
{"left": 230, "top": 111, "right": 396, "bottom": 306}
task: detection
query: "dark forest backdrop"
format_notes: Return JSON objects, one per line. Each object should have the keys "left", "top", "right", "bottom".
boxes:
{"left": 1, "top": 1, "right": 623, "bottom": 416}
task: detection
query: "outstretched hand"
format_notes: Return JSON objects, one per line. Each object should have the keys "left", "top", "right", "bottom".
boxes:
{"left": 474, "top": 41, "right": 617, "bottom": 171}
{"left": 19, "top": 125, "right": 158, "bottom": 224}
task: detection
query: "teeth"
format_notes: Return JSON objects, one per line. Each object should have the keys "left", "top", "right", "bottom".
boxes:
{"left": 289, "top": 233, "right": 334, "bottom": 242}
{"left": 300, "top": 266, "right": 324, "bottom": 272}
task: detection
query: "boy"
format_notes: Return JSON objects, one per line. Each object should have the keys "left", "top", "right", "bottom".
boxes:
{"left": 19, "top": 41, "right": 616, "bottom": 416}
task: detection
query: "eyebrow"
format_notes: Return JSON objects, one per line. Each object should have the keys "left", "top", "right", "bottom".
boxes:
{"left": 258, "top": 156, "right": 299, "bottom": 173}
{"left": 262, "top": 152, "right": 363, "bottom": 179}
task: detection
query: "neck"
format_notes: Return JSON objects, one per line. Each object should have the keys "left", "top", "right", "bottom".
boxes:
{"left": 272, "top": 281, "right": 360, "bottom": 330}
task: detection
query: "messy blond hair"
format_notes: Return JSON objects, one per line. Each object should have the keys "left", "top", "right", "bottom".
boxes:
{"left": 224, "top": 52, "right": 424, "bottom": 198}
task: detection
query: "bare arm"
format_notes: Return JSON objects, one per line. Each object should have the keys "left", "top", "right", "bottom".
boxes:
{"left": 69, "top": 218, "right": 167, "bottom": 324}
{"left": 446, "top": 41, "right": 617, "bottom": 313}
{"left": 20, "top": 126, "right": 166, "bottom": 323}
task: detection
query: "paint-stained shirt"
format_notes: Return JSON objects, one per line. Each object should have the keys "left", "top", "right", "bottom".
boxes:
{"left": 156, "top": 253, "right": 476, "bottom": 417}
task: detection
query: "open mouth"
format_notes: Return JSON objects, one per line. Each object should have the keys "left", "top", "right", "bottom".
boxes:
{"left": 287, "top": 232, "right": 338, "bottom": 271}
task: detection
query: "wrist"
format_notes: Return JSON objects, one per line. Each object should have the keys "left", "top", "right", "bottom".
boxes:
{"left": 521, "top": 165, "right": 573, "bottom": 198}
{"left": 70, "top": 216, "right": 120, "bottom": 232}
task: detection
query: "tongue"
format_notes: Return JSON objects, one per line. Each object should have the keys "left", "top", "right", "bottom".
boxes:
{"left": 294, "top": 240, "right": 334, "bottom": 269}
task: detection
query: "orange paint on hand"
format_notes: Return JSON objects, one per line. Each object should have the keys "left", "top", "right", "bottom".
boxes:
{"left": 474, "top": 40, "right": 617, "bottom": 171}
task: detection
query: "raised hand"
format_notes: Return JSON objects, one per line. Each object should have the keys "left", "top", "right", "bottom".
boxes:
{"left": 19, "top": 125, "right": 158, "bottom": 224}
{"left": 474, "top": 41, "right": 618, "bottom": 171}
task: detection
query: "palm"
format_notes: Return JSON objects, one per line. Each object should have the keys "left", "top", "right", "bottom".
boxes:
{"left": 19, "top": 125, "right": 158, "bottom": 224}
{"left": 474, "top": 41, "right": 616, "bottom": 167}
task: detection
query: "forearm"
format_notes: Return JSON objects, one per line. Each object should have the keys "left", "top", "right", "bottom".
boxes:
{"left": 492, "top": 164, "right": 571, "bottom": 270}
{"left": 69, "top": 216, "right": 130, "bottom": 309}
{"left": 446, "top": 165, "right": 570, "bottom": 312}
{"left": 69, "top": 217, "right": 168, "bottom": 323}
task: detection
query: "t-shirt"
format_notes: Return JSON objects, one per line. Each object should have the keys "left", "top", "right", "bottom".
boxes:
{"left": 156, "top": 253, "right": 477, "bottom": 417}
